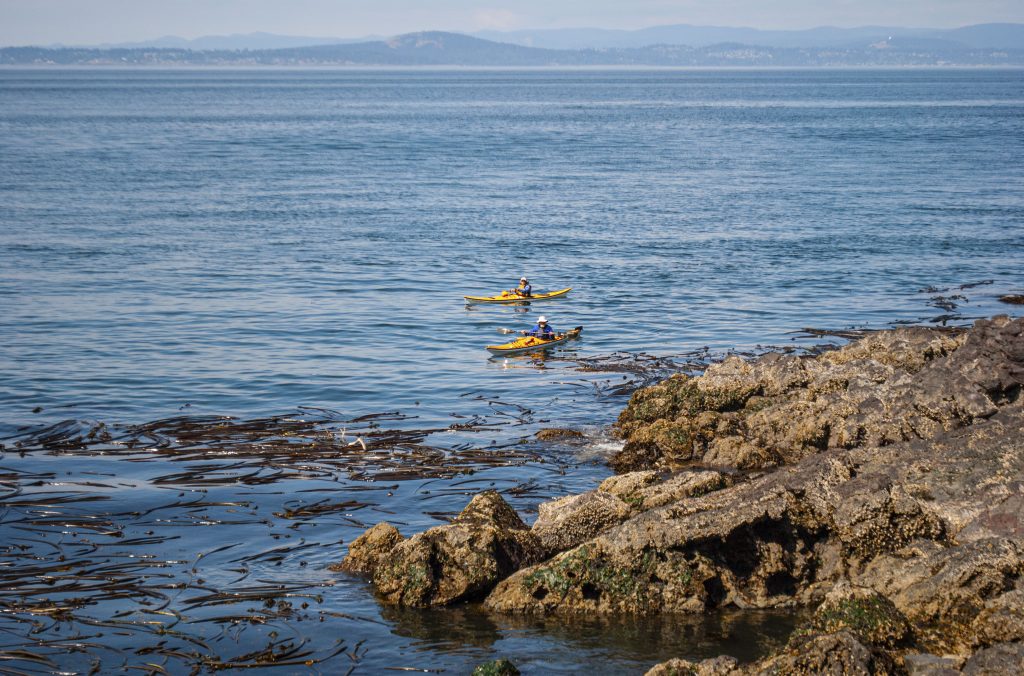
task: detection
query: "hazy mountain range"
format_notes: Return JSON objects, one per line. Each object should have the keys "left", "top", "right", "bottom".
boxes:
{"left": 89, "top": 32, "right": 386, "bottom": 51}
{"left": 3, "top": 24, "right": 1023, "bottom": 67}
{"left": 21, "top": 23, "right": 1023, "bottom": 51}
{"left": 476, "top": 22, "right": 1024, "bottom": 50}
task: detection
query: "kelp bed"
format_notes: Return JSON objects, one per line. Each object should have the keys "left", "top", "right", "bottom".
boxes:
{"left": 0, "top": 398, "right": 563, "bottom": 674}
{"left": 0, "top": 353, "right": 701, "bottom": 675}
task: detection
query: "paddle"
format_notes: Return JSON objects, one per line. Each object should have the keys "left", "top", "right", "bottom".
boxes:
{"left": 497, "top": 325, "right": 583, "bottom": 337}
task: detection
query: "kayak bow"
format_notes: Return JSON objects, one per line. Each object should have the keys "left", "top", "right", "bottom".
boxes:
{"left": 464, "top": 287, "right": 572, "bottom": 304}
{"left": 486, "top": 326, "right": 583, "bottom": 356}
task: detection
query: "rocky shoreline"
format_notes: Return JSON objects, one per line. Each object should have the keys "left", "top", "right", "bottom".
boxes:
{"left": 340, "top": 316, "right": 1024, "bottom": 674}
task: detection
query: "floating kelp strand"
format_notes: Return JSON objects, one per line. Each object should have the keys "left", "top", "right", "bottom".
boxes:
{"left": 233, "top": 541, "right": 322, "bottom": 564}
{"left": 0, "top": 648, "right": 58, "bottom": 667}
{"left": 273, "top": 500, "right": 370, "bottom": 520}
{"left": 0, "top": 493, "right": 112, "bottom": 507}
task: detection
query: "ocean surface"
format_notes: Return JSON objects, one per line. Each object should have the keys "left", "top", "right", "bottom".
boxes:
{"left": 1, "top": 68, "right": 1022, "bottom": 673}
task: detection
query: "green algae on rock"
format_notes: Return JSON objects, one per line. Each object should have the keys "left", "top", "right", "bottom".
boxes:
{"left": 805, "top": 583, "right": 912, "bottom": 649}
{"left": 471, "top": 658, "right": 520, "bottom": 675}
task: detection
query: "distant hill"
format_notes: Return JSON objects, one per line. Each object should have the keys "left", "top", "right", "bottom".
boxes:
{"left": 3, "top": 29, "right": 1023, "bottom": 67}
{"left": 268, "top": 32, "right": 566, "bottom": 65}
{"left": 940, "top": 23, "right": 1024, "bottom": 49}
{"left": 475, "top": 22, "right": 1024, "bottom": 50}
{"left": 96, "top": 32, "right": 381, "bottom": 50}
{"left": 20, "top": 22, "right": 1024, "bottom": 53}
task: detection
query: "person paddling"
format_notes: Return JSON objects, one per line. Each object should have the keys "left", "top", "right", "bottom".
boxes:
{"left": 521, "top": 316, "right": 555, "bottom": 339}
{"left": 511, "top": 277, "right": 532, "bottom": 298}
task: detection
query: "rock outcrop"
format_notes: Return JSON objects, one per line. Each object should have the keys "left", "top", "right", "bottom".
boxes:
{"left": 340, "top": 491, "right": 541, "bottom": 608}
{"left": 806, "top": 583, "right": 912, "bottom": 649}
{"left": 613, "top": 316, "right": 1021, "bottom": 473}
{"left": 486, "top": 406, "right": 1024, "bottom": 637}
{"left": 490, "top": 317, "right": 1023, "bottom": 669}
{"left": 337, "top": 317, "right": 1024, "bottom": 670}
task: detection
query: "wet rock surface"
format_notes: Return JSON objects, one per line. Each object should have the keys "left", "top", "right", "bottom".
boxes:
{"left": 471, "top": 658, "right": 521, "bottom": 675}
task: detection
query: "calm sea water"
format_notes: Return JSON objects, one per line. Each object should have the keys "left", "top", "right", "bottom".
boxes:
{"left": 0, "top": 68, "right": 1022, "bottom": 673}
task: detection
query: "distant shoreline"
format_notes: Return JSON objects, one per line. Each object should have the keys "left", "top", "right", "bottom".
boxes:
{"left": 3, "top": 64, "right": 1024, "bottom": 71}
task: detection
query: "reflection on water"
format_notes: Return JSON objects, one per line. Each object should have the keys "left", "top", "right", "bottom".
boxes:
{"left": 379, "top": 604, "right": 808, "bottom": 672}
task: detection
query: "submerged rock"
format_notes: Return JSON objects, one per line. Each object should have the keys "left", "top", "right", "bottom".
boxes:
{"left": 471, "top": 658, "right": 520, "bottom": 676}
{"left": 534, "top": 427, "right": 586, "bottom": 441}
{"left": 368, "top": 491, "right": 541, "bottom": 608}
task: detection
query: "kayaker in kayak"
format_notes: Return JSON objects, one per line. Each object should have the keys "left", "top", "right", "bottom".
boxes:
{"left": 510, "top": 277, "right": 532, "bottom": 297}
{"left": 521, "top": 316, "right": 555, "bottom": 339}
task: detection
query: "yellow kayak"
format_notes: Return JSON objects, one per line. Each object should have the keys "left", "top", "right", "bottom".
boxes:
{"left": 464, "top": 287, "right": 572, "bottom": 304}
{"left": 487, "top": 327, "right": 583, "bottom": 356}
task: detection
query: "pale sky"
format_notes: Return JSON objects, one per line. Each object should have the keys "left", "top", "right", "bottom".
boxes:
{"left": 2, "top": 0, "right": 1022, "bottom": 45}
